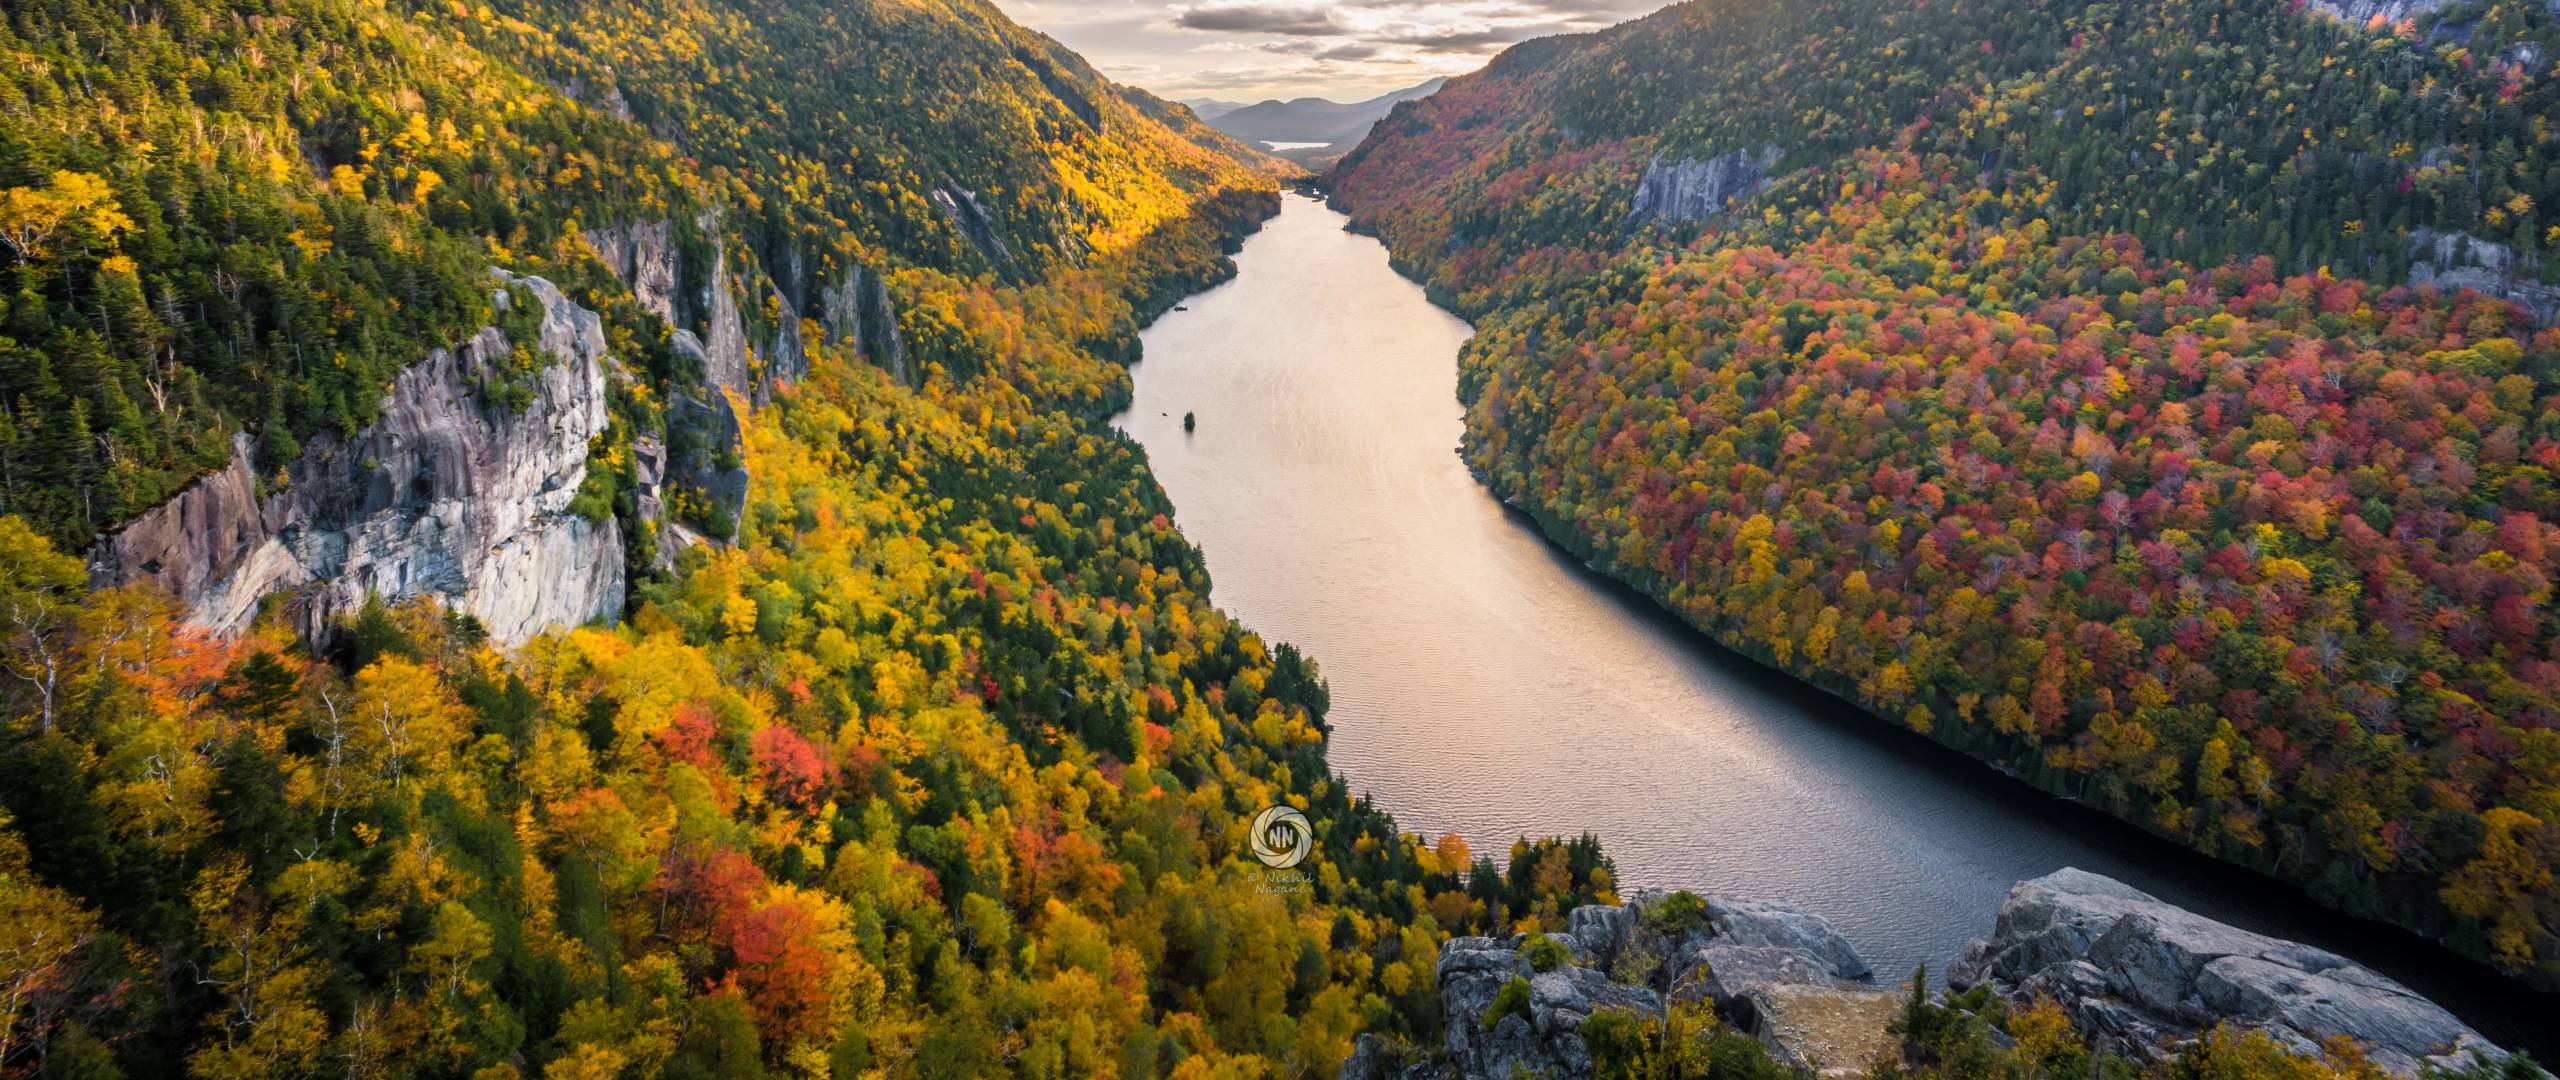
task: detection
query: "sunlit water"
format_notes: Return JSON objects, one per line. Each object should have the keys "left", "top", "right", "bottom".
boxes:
{"left": 1112, "top": 195, "right": 2547, "bottom": 1049}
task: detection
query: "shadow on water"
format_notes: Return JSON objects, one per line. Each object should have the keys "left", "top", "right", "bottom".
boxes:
{"left": 1492, "top": 498, "right": 2555, "bottom": 1058}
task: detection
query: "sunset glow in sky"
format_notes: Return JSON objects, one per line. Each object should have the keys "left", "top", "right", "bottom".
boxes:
{"left": 996, "top": 0, "right": 1665, "bottom": 102}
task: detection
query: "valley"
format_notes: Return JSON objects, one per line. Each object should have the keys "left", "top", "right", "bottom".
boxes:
{"left": 1122, "top": 193, "right": 2554, "bottom": 1061}
{"left": 1, "top": 0, "right": 2556, "bottom": 1073}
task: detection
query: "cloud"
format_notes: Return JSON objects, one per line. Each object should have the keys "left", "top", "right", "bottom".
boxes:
{"left": 1499, "top": 0, "right": 1657, "bottom": 13}
{"left": 1378, "top": 22, "right": 1554, "bottom": 52}
{"left": 997, "top": 0, "right": 1670, "bottom": 101}
{"left": 1171, "top": 3, "right": 1344, "bottom": 35}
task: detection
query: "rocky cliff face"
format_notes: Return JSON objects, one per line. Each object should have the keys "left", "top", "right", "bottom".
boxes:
{"left": 683, "top": 234, "right": 754, "bottom": 399}
{"left": 88, "top": 271, "right": 624, "bottom": 646}
{"left": 934, "top": 183, "right": 1015, "bottom": 266}
{"left": 581, "top": 216, "right": 925, "bottom": 571}
{"left": 815, "top": 265, "right": 913, "bottom": 384}
{"left": 2305, "top": 0, "right": 2448, "bottom": 24}
{"left": 592, "top": 216, "right": 915, "bottom": 391}
{"left": 1627, "top": 146, "right": 1785, "bottom": 225}
{"left": 585, "top": 219, "right": 687, "bottom": 329}
{"left": 1951, "top": 869, "right": 2504, "bottom": 1077}
{"left": 2409, "top": 227, "right": 2560, "bottom": 323}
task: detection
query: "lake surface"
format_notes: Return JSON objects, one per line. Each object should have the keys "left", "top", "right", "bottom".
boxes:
{"left": 1262, "top": 140, "right": 1332, "bottom": 151}
{"left": 1112, "top": 194, "right": 2548, "bottom": 1050}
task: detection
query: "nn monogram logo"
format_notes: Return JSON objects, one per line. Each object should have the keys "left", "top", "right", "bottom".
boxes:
{"left": 1249, "top": 805, "right": 1312, "bottom": 869}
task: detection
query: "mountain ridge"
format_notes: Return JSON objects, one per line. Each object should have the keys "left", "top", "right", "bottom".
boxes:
{"left": 1202, "top": 77, "right": 1449, "bottom": 164}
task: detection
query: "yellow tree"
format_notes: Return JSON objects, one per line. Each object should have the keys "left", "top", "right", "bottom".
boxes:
{"left": 0, "top": 172, "right": 132, "bottom": 267}
{"left": 0, "top": 811, "right": 98, "bottom": 1072}
{"left": 349, "top": 656, "right": 469, "bottom": 804}
{"left": 0, "top": 517, "right": 85, "bottom": 733}
{"left": 2440, "top": 807, "right": 2555, "bottom": 971}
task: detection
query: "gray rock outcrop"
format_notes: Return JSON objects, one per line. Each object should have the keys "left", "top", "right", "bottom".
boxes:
{"left": 677, "top": 234, "right": 752, "bottom": 399}
{"left": 1950, "top": 869, "right": 2505, "bottom": 1076}
{"left": 863, "top": 271, "right": 914, "bottom": 384}
{"left": 1398, "top": 891, "right": 1878, "bottom": 1080}
{"left": 583, "top": 216, "right": 757, "bottom": 558}
{"left": 766, "top": 281, "right": 807, "bottom": 387}
{"left": 89, "top": 271, "right": 624, "bottom": 647}
{"left": 1431, "top": 934, "right": 1663, "bottom": 1080}
{"left": 2409, "top": 228, "right": 2560, "bottom": 323}
{"left": 933, "top": 183, "right": 1014, "bottom": 266}
{"left": 585, "top": 219, "right": 686, "bottom": 328}
{"left": 816, "top": 264, "right": 912, "bottom": 384}
{"left": 1628, "top": 146, "right": 1784, "bottom": 225}
{"left": 2305, "top": 0, "right": 2448, "bottom": 23}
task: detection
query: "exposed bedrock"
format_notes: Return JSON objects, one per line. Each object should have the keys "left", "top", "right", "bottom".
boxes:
{"left": 1951, "top": 868, "right": 2506, "bottom": 1077}
{"left": 89, "top": 271, "right": 624, "bottom": 646}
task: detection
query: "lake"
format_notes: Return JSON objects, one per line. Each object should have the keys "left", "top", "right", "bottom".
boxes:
{"left": 1111, "top": 194, "right": 2549, "bottom": 1052}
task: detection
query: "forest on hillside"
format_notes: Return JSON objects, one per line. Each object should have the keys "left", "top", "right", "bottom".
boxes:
{"left": 1333, "top": 0, "right": 2560, "bottom": 991}
{"left": 0, "top": 0, "right": 1630, "bottom": 1073}
{"left": 0, "top": 0, "right": 2550, "bottom": 1072}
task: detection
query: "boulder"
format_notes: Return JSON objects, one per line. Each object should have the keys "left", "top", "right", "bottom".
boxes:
{"left": 1951, "top": 869, "right": 2504, "bottom": 1076}
{"left": 1710, "top": 897, "right": 1873, "bottom": 981}
{"left": 1431, "top": 933, "right": 1664, "bottom": 1080}
{"left": 1691, "top": 942, "right": 1853, "bottom": 1004}
{"left": 1566, "top": 901, "right": 1642, "bottom": 972}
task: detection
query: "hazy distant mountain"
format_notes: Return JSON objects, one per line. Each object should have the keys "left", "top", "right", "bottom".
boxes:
{"left": 1201, "top": 77, "right": 1447, "bottom": 164}
{"left": 1180, "top": 97, "right": 1250, "bottom": 120}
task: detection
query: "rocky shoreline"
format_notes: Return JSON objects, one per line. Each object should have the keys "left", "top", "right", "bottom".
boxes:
{"left": 1345, "top": 869, "right": 2511, "bottom": 1079}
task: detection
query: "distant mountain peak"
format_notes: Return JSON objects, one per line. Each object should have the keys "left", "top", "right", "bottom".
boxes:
{"left": 1197, "top": 76, "right": 1449, "bottom": 163}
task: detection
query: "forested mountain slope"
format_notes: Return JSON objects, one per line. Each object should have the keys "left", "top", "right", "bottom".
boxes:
{"left": 0, "top": 0, "right": 1633, "bottom": 1074}
{"left": 1333, "top": 0, "right": 2560, "bottom": 990}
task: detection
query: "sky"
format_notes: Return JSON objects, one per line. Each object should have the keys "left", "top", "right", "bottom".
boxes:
{"left": 995, "top": 0, "right": 1667, "bottom": 104}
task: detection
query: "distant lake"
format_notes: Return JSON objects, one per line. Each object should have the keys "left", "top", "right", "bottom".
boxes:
{"left": 1262, "top": 141, "right": 1330, "bottom": 151}
{"left": 1113, "top": 194, "right": 2552, "bottom": 1055}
